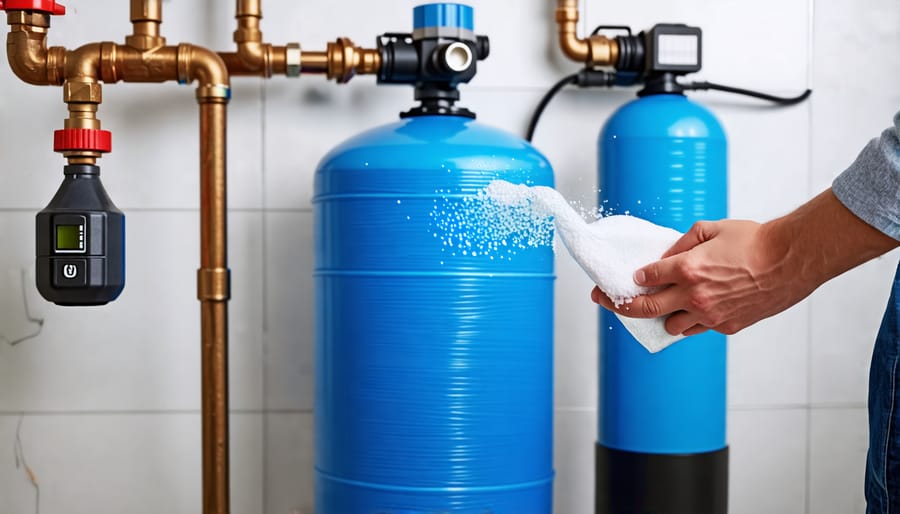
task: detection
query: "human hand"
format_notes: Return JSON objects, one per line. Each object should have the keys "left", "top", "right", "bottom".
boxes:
{"left": 591, "top": 190, "right": 900, "bottom": 337}
{"left": 591, "top": 219, "right": 801, "bottom": 336}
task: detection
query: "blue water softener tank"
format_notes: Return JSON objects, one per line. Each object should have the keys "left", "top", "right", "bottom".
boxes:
{"left": 313, "top": 5, "right": 555, "bottom": 513}
{"left": 597, "top": 93, "right": 728, "bottom": 513}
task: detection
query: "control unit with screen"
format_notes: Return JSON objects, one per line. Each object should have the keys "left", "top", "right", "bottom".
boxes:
{"left": 645, "top": 24, "right": 702, "bottom": 75}
{"left": 36, "top": 164, "right": 125, "bottom": 306}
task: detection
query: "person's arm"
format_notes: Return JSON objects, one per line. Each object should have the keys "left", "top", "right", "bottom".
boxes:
{"left": 591, "top": 190, "right": 899, "bottom": 336}
{"left": 592, "top": 112, "right": 900, "bottom": 336}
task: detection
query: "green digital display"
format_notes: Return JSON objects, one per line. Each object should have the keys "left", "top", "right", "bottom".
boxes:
{"left": 56, "top": 224, "right": 83, "bottom": 251}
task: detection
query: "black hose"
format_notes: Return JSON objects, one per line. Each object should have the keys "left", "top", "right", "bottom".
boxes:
{"left": 525, "top": 73, "right": 579, "bottom": 142}
{"left": 682, "top": 81, "right": 812, "bottom": 105}
{"left": 526, "top": 74, "right": 812, "bottom": 143}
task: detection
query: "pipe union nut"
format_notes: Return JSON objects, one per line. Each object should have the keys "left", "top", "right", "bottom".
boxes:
{"left": 63, "top": 81, "right": 102, "bottom": 103}
{"left": 285, "top": 43, "right": 301, "bottom": 78}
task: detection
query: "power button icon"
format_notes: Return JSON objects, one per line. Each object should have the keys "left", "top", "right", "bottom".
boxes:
{"left": 53, "top": 259, "right": 87, "bottom": 288}
{"left": 63, "top": 264, "right": 78, "bottom": 279}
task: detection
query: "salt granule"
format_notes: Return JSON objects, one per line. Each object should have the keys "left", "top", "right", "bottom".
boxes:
{"left": 483, "top": 180, "right": 684, "bottom": 353}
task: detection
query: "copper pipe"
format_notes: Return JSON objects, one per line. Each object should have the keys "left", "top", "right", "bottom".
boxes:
{"left": 300, "top": 50, "right": 328, "bottom": 74}
{"left": 127, "top": 0, "right": 165, "bottom": 50}
{"left": 220, "top": 0, "right": 380, "bottom": 80}
{"left": 5, "top": 4, "right": 233, "bottom": 514}
{"left": 61, "top": 101, "right": 102, "bottom": 165}
{"left": 294, "top": 40, "right": 381, "bottom": 83}
{"left": 229, "top": 0, "right": 270, "bottom": 75}
{"left": 198, "top": 99, "right": 230, "bottom": 514}
{"left": 555, "top": 0, "right": 618, "bottom": 66}
{"left": 6, "top": 11, "right": 64, "bottom": 85}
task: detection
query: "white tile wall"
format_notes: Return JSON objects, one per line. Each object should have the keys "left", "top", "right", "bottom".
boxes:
{"left": 808, "top": 408, "right": 869, "bottom": 514}
{"left": 729, "top": 408, "right": 808, "bottom": 514}
{"left": 0, "top": 0, "right": 898, "bottom": 513}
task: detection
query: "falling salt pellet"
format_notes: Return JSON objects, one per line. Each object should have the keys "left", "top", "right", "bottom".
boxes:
{"left": 484, "top": 179, "right": 684, "bottom": 353}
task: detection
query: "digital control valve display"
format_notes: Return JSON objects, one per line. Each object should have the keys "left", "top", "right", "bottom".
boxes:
{"left": 36, "top": 164, "right": 125, "bottom": 306}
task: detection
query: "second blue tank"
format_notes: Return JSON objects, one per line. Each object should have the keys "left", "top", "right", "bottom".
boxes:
{"left": 598, "top": 94, "right": 728, "bottom": 454}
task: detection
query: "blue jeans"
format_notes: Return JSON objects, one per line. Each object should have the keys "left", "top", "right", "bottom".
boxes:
{"left": 867, "top": 261, "right": 900, "bottom": 513}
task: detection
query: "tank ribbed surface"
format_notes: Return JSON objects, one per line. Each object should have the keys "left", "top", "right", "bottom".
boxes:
{"left": 314, "top": 115, "right": 555, "bottom": 513}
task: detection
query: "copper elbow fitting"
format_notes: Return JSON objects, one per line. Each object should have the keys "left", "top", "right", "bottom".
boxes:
{"left": 555, "top": 0, "right": 618, "bottom": 67}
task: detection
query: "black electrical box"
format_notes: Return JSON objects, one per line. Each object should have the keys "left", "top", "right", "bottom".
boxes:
{"left": 36, "top": 164, "right": 125, "bottom": 306}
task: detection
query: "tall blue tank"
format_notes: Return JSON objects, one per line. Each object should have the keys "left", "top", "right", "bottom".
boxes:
{"left": 596, "top": 93, "right": 728, "bottom": 513}
{"left": 314, "top": 115, "right": 555, "bottom": 513}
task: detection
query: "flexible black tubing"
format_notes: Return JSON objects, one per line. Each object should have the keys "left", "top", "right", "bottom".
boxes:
{"left": 683, "top": 81, "right": 812, "bottom": 105}
{"left": 525, "top": 73, "right": 579, "bottom": 142}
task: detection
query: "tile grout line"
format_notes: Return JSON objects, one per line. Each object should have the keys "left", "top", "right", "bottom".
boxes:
{"left": 553, "top": 403, "right": 868, "bottom": 412}
{"left": 260, "top": 78, "right": 271, "bottom": 514}
{"left": 804, "top": 1, "right": 817, "bottom": 512}
{"left": 0, "top": 404, "right": 868, "bottom": 417}
{"left": 0, "top": 208, "right": 314, "bottom": 213}
{"left": 0, "top": 409, "right": 314, "bottom": 416}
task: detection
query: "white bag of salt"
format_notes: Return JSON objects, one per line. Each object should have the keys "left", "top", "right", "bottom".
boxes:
{"left": 486, "top": 180, "right": 685, "bottom": 353}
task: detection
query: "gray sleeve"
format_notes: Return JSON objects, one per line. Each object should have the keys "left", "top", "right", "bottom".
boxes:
{"left": 832, "top": 110, "right": 900, "bottom": 241}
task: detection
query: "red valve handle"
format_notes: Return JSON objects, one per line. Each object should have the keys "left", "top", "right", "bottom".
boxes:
{"left": 0, "top": 0, "right": 66, "bottom": 15}
{"left": 54, "top": 129, "right": 112, "bottom": 153}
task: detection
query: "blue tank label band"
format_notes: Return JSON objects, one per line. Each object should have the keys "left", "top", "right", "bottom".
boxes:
{"left": 317, "top": 469, "right": 555, "bottom": 494}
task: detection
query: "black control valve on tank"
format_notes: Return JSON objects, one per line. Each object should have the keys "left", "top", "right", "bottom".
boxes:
{"left": 612, "top": 24, "right": 703, "bottom": 95}
{"left": 527, "top": 22, "right": 813, "bottom": 141}
{"left": 377, "top": 4, "right": 490, "bottom": 118}
{"left": 36, "top": 128, "right": 125, "bottom": 306}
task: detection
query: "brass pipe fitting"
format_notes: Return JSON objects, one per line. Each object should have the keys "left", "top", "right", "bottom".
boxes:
{"left": 302, "top": 38, "right": 381, "bottom": 83}
{"left": 5, "top": 11, "right": 65, "bottom": 85}
{"left": 59, "top": 101, "right": 103, "bottom": 164}
{"left": 230, "top": 0, "right": 270, "bottom": 76}
{"left": 126, "top": 0, "right": 165, "bottom": 50}
{"left": 220, "top": 0, "right": 379, "bottom": 80}
{"left": 555, "top": 0, "right": 618, "bottom": 67}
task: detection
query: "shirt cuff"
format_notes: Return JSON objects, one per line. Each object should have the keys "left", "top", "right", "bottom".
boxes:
{"left": 832, "top": 114, "right": 900, "bottom": 242}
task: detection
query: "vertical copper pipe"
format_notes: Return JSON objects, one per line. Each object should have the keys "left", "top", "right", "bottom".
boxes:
{"left": 236, "top": 0, "right": 261, "bottom": 18}
{"left": 128, "top": 0, "right": 165, "bottom": 50}
{"left": 130, "top": 0, "right": 161, "bottom": 35}
{"left": 198, "top": 99, "right": 230, "bottom": 514}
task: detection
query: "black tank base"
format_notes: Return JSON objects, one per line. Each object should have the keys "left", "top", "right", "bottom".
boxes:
{"left": 595, "top": 443, "right": 728, "bottom": 514}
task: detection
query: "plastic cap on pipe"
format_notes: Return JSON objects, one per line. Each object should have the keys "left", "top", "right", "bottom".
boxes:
{"left": 442, "top": 42, "right": 473, "bottom": 72}
{"left": 54, "top": 129, "right": 112, "bottom": 153}
{"left": 0, "top": 0, "right": 66, "bottom": 14}
{"left": 413, "top": 3, "right": 473, "bottom": 31}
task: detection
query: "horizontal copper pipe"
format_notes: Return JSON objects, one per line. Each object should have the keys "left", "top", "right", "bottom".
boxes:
{"left": 301, "top": 50, "right": 329, "bottom": 74}
{"left": 222, "top": 0, "right": 380, "bottom": 80}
